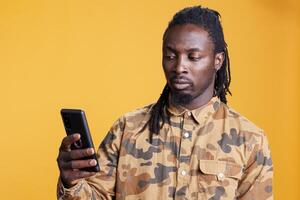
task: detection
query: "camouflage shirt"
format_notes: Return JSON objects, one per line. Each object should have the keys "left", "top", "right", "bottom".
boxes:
{"left": 57, "top": 96, "right": 273, "bottom": 200}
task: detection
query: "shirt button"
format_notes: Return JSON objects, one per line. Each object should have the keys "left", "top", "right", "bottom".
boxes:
{"left": 183, "top": 132, "right": 189, "bottom": 138}
{"left": 217, "top": 172, "right": 224, "bottom": 180}
{"left": 187, "top": 111, "right": 191, "bottom": 116}
{"left": 181, "top": 170, "right": 187, "bottom": 176}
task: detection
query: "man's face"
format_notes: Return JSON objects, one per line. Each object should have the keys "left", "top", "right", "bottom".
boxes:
{"left": 162, "top": 24, "right": 223, "bottom": 105}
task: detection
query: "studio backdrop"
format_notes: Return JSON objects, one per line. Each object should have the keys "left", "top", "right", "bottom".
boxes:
{"left": 0, "top": 0, "right": 299, "bottom": 199}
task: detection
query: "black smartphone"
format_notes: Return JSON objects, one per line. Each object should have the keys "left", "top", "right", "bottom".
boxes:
{"left": 60, "top": 109, "right": 100, "bottom": 172}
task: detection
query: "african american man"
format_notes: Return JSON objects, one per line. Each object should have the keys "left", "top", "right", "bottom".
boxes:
{"left": 57, "top": 6, "right": 273, "bottom": 200}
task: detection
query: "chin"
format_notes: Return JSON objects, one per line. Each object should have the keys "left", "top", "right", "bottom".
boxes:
{"left": 171, "top": 90, "right": 194, "bottom": 104}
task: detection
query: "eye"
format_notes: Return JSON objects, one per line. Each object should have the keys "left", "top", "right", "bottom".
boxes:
{"left": 188, "top": 53, "right": 202, "bottom": 61}
{"left": 164, "top": 54, "right": 176, "bottom": 60}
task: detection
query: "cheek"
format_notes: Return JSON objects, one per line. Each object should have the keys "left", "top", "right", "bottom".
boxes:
{"left": 191, "top": 65, "right": 215, "bottom": 87}
{"left": 162, "top": 66, "right": 167, "bottom": 77}
{"left": 162, "top": 62, "right": 172, "bottom": 78}
{"left": 195, "top": 57, "right": 216, "bottom": 75}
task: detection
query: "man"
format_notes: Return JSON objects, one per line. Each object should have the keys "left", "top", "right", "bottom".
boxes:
{"left": 57, "top": 6, "right": 273, "bottom": 200}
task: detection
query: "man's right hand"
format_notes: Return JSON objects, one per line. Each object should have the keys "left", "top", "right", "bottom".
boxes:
{"left": 57, "top": 133, "right": 97, "bottom": 188}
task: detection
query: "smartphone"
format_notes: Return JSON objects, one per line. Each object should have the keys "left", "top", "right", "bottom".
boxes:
{"left": 60, "top": 109, "right": 100, "bottom": 172}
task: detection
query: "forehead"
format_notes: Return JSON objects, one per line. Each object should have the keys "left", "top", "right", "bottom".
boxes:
{"left": 163, "top": 24, "right": 214, "bottom": 51}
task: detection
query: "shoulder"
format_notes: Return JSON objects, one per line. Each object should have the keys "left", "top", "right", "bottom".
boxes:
{"left": 112, "top": 103, "right": 155, "bottom": 132}
{"left": 215, "top": 102, "right": 272, "bottom": 165}
{"left": 102, "top": 103, "right": 155, "bottom": 146}
{"left": 122, "top": 103, "right": 154, "bottom": 120}
{"left": 214, "top": 101, "right": 270, "bottom": 152}
{"left": 218, "top": 102, "right": 265, "bottom": 135}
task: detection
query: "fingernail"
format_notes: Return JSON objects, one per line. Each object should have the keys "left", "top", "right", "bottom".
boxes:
{"left": 88, "top": 148, "right": 94, "bottom": 154}
{"left": 73, "top": 134, "right": 80, "bottom": 138}
{"left": 90, "top": 160, "right": 97, "bottom": 166}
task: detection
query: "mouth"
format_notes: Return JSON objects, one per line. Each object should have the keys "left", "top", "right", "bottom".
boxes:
{"left": 171, "top": 79, "right": 191, "bottom": 90}
{"left": 172, "top": 82, "right": 190, "bottom": 90}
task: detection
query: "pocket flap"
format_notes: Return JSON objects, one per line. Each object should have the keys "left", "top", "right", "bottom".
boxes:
{"left": 199, "top": 160, "right": 243, "bottom": 179}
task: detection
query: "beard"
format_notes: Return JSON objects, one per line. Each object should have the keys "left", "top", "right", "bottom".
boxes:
{"left": 170, "top": 90, "right": 194, "bottom": 105}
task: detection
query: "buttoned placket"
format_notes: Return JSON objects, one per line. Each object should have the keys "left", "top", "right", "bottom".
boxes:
{"left": 175, "top": 111, "right": 194, "bottom": 198}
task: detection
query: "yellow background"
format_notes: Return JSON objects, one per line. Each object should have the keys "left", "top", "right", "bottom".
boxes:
{"left": 0, "top": 0, "right": 299, "bottom": 199}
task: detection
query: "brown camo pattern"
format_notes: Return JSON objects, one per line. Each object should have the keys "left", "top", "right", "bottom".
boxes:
{"left": 57, "top": 96, "right": 273, "bottom": 200}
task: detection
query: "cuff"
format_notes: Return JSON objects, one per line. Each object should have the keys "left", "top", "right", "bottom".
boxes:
{"left": 57, "top": 177, "right": 85, "bottom": 198}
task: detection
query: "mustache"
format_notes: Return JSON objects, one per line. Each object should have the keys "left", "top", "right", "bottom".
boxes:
{"left": 170, "top": 76, "right": 192, "bottom": 84}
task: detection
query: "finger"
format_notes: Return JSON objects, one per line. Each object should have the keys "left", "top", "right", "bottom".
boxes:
{"left": 70, "top": 148, "right": 95, "bottom": 160}
{"left": 61, "top": 159, "right": 97, "bottom": 170}
{"left": 60, "top": 148, "right": 95, "bottom": 161}
{"left": 59, "top": 134, "right": 81, "bottom": 151}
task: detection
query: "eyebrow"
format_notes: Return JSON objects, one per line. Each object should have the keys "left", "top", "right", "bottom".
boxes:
{"left": 164, "top": 45, "right": 202, "bottom": 52}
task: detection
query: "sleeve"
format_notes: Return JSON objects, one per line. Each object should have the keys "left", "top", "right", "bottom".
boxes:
{"left": 237, "top": 131, "right": 273, "bottom": 200}
{"left": 57, "top": 116, "right": 125, "bottom": 200}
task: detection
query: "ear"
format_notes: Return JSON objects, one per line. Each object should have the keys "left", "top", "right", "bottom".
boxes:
{"left": 214, "top": 52, "right": 225, "bottom": 71}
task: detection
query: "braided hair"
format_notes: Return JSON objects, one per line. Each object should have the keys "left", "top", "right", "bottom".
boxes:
{"left": 149, "top": 6, "right": 232, "bottom": 143}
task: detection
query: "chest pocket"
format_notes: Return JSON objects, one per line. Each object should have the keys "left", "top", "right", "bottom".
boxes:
{"left": 197, "top": 160, "right": 243, "bottom": 199}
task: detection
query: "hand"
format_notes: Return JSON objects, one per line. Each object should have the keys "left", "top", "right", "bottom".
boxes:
{"left": 57, "top": 133, "right": 97, "bottom": 188}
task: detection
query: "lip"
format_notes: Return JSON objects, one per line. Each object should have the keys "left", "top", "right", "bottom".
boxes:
{"left": 172, "top": 78, "right": 191, "bottom": 84}
{"left": 172, "top": 82, "right": 190, "bottom": 90}
{"left": 173, "top": 80, "right": 190, "bottom": 84}
{"left": 170, "top": 77, "right": 191, "bottom": 90}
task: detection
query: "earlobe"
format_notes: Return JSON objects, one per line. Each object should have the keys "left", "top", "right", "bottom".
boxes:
{"left": 215, "top": 64, "right": 222, "bottom": 72}
{"left": 214, "top": 52, "right": 225, "bottom": 71}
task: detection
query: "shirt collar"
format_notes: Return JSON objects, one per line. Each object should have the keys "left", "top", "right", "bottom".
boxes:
{"left": 166, "top": 95, "right": 221, "bottom": 124}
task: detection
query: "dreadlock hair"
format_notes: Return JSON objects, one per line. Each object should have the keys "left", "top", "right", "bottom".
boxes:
{"left": 148, "top": 6, "right": 232, "bottom": 143}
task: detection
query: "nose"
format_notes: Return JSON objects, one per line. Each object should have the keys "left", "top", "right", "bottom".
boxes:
{"left": 174, "top": 55, "right": 188, "bottom": 74}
